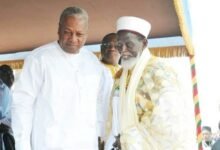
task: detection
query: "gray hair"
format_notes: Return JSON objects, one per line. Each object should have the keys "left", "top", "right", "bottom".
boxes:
{"left": 59, "top": 6, "right": 88, "bottom": 25}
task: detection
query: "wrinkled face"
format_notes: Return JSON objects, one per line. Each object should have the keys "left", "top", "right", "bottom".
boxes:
{"left": 58, "top": 16, "right": 88, "bottom": 54}
{"left": 117, "top": 31, "right": 146, "bottom": 69}
{"left": 101, "top": 36, "right": 120, "bottom": 65}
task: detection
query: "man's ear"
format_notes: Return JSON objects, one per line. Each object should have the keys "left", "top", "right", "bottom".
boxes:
{"left": 58, "top": 23, "right": 62, "bottom": 35}
{"left": 143, "top": 39, "right": 148, "bottom": 49}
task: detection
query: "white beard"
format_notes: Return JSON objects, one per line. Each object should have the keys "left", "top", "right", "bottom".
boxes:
{"left": 121, "top": 53, "right": 141, "bottom": 70}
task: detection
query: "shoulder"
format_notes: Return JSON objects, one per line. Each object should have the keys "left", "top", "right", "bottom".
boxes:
{"left": 144, "top": 57, "right": 177, "bottom": 80}
{"left": 145, "top": 57, "right": 175, "bottom": 72}
{"left": 81, "top": 48, "right": 100, "bottom": 63}
{"left": 26, "top": 41, "right": 59, "bottom": 61}
{"left": 20, "top": 42, "right": 60, "bottom": 74}
{"left": 80, "top": 48, "right": 112, "bottom": 78}
{"left": 142, "top": 57, "right": 179, "bottom": 91}
{"left": 213, "top": 139, "right": 220, "bottom": 149}
{"left": 81, "top": 48, "right": 106, "bottom": 69}
{"left": 23, "top": 41, "right": 62, "bottom": 68}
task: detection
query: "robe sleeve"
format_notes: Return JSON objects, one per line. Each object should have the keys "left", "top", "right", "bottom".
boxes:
{"left": 12, "top": 55, "right": 43, "bottom": 150}
{"left": 139, "top": 60, "right": 186, "bottom": 149}
{"left": 146, "top": 87, "right": 185, "bottom": 149}
{"left": 97, "top": 67, "right": 113, "bottom": 140}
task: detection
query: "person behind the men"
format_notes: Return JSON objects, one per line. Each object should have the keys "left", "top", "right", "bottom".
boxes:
{"left": 0, "top": 64, "right": 15, "bottom": 150}
{"left": 99, "top": 33, "right": 121, "bottom": 150}
{"left": 100, "top": 33, "right": 121, "bottom": 77}
{"left": 202, "top": 126, "right": 214, "bottom": 150}
{"left": 12, "top": 6, "right": 112, "bottom": 150}
{"left": 105, "top": 16, "right": 193, "bottom": 150}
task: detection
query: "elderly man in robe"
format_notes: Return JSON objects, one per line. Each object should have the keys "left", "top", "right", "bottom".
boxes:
{"left": 12, "top": 6, "right": 112, "bottom": 150}
{"left": 105, "top": 16, "right": 192, "bottom": 150}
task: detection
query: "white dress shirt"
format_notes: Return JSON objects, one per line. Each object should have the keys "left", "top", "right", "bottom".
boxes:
{"left": 12, "top": 41, "right": 113, "bottom": 150}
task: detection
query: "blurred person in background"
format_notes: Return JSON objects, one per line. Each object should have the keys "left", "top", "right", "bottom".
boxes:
{"left": 99, "top": 33, "right": 120, "bottom": 150}
{"left": 0, "top": 64, "right": 15, "bottom": 150}
{"left": 202, "top": 126, "right": 214, "bottom": 150}
{"left": 100, "top": 33, "right": 121, "bottom": 78}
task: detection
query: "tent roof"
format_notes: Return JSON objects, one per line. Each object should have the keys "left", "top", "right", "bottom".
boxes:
{"left": 0, "top": 0, "right": 181, "bottom": 54}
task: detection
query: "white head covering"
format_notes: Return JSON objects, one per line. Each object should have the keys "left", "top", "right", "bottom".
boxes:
{"left": 116, "top": 16, "right": 151, "bottom": 38}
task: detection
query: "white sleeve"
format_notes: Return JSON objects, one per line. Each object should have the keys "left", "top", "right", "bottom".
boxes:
{"left": 97, "top": 67, "right": 113, "bottom": 139}
{"left": 148, "top": 87, "right": 185, "bottom": 149}
{"left": 12, "top": 56, "right": 44, "bottom": 150}
{"left": 111, "top": 96, "right": 120, "bottom": 136}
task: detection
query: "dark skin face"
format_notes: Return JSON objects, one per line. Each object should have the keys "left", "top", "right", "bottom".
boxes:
{"left": 58, "top": 16, "right": 88, "bottom": 54}
{"left": 117, "top": 30, "right": 147, "bottom": 61}
{"left": 0, "top": 65, "right": 14, "bottom": 88}
{"left": 202, "top": 131, "right": 212, "bottom": 142}
{"left": 101, "top": 35, "right": 120, "bottom": 66}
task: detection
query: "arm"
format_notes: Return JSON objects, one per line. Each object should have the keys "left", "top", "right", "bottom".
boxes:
{"left": 97, "top": 67, "right": 113, "bottom": 141}
{"left": 11, "top": 56, "right": 43, "bottom": 150}
{"left": 140, "top": 61, "right": 186, "bottom": 149}
{"left": 148, "top": 88, "right": 184, "bottom": 147}
{"left": 127, "top": 87, "right": 184, "bottom": 150}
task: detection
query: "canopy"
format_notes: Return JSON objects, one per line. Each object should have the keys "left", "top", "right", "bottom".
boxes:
{"left": 0, "top": 0, "right": 181, "bottom": 54}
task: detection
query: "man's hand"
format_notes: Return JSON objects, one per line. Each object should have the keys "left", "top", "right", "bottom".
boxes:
{"left": 0, "top": 123, "right": 10, "bottom": 133}
{"left": 98, "top": 137, "right": 105, "bottom": 150}
{"left": 112, "top": 134, "right": 121, "bottom": 150}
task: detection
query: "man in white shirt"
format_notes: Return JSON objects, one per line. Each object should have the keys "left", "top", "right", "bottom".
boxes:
{"left": 12, "top": 6, "right": 112, "bottom": 150}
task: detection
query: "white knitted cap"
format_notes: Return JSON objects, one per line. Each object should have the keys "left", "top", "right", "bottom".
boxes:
{"left": 116, "top": 16, "right": 151, "bottom": 38}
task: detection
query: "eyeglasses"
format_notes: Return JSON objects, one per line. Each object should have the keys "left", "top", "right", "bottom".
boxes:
{"left": 101, "top": 42, "right": 119, "bottom": 49}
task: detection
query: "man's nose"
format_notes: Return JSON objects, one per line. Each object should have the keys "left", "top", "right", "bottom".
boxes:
{"left": 109, "top": 44, "right": 118, "bottom": 50}
{"left": 69, "top": 33, "right": 78, "bottom": 42}
{"left": 120, "top": 44, "right": 127, "bottom": 53}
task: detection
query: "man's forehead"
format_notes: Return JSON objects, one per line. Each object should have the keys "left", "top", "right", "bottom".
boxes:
{"left": 104, "top": 36, "right": 116, "bottom": 42}
{"left": 202, "top": 130, "right": 211, "bottom": 134}
{"left": 61, "top": 16, "right": 88, "bottom": 26}
{"left": 117, "top": 30, "right": 139, "bottom": 40}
